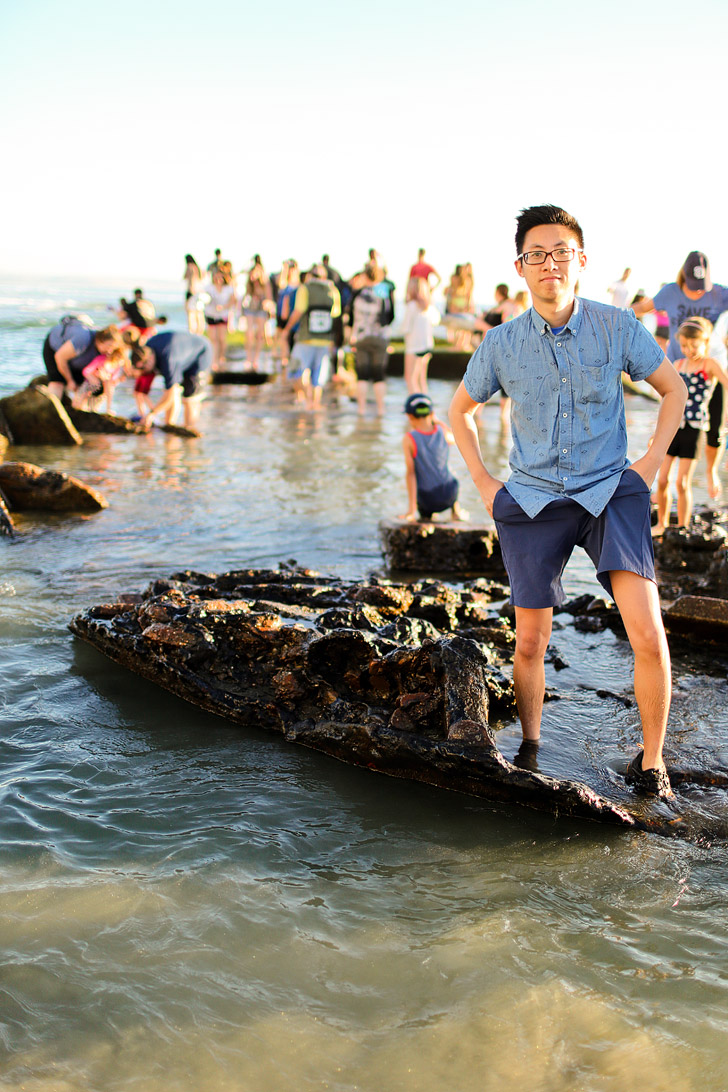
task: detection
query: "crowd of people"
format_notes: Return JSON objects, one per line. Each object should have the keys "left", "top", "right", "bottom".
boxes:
{"left": 41, "top": 241, "right": 728, "bottom": 518}
{"left": 39, "top": 213, "right": 728, "bottom": 798}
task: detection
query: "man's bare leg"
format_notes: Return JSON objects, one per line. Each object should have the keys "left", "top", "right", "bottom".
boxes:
{"left": 165, "top": 388, "right": 182, "bottom": 425}
{"left": 610, "top": 570, "right": 671, "bottom": 771}
{"left": 513, "top": 606, "right": 553, "bottom": 741}
{"left": 183, "top": 396, "right": 202, "bottom": 430}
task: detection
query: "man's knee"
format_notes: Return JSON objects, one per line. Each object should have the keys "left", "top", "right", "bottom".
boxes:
{"left": 629, "top": 619, "right": 668, "bottom": 662}
{"left": 514, "top": 624, "right": 551, "bottom": 661}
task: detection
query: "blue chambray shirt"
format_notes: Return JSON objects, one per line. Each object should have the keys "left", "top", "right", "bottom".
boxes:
{"left": 463, "top": 297, "right": 664, "bottom": 517}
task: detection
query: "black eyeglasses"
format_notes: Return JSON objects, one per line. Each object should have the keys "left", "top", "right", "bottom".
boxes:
{"left": 517, "top": 248, "right": 581, "bottom": 266}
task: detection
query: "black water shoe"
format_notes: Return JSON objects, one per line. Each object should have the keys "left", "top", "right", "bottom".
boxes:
{"left": 625, "top": 750, "right": 673, "bottom": 798}
{"left": 513, "top": 739, "right": 540, "bottom": 774}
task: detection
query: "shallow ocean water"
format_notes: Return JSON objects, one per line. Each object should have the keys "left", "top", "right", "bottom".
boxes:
{"left": 1, "top": 278, "right": 728, "bottom": 1091}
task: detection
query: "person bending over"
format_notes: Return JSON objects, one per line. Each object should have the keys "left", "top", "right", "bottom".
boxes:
{"left": 133, "top": 331, "right": 212, "bottom": 431}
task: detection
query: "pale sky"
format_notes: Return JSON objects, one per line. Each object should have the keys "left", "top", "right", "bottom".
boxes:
{"left": 2, "top": 0, "right": 727, "bottom": 303}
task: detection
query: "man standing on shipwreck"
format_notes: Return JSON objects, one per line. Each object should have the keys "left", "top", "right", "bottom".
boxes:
{"left": 449, "top": 204, "right": 687, "bottom": 798}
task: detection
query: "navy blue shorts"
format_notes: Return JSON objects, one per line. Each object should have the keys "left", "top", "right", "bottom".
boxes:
{"left": 492, "top": 468, "right": 656, "bottom": 608}
{"left": 418, "top": 478, "right": 458, "bottom": 519}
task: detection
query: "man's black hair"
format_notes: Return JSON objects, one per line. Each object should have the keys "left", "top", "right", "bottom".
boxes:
{"left": 515, "top": 205, "right": 584, "bottom": 256}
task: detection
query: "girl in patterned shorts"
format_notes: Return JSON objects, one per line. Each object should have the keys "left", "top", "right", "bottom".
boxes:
{"left": 652, "top": 316, "right": 728, "bottom": 535}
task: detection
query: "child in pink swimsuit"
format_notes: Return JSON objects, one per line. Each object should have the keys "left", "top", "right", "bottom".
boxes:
{"left": 73, "top": 351, "right": 127, "bottom": 412}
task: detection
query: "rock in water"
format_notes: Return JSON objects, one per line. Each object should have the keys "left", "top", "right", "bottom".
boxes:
{"left": 64, "top": 405, "right": 145, "bottom": 435}
{"left": 0, "top": 386, "right": 82, "bottom": 445}
{"left": 0, "top": 407, "right": 11, "bottom": 456}
{"left": 0, "top": 462, "right": 108, "bottom": 512}
{"left": 653, "top": 519, "right": 728, "bottom": 603}
{"left": 664, "top": 595, "right": 728, "bottom": 638}
{"left": 0, "top": 487, "right": 13, "bottom": 535}
{"left": 69, "top": 567, "right": 684, "bottom": 837}
{"left": 156, "top": 423, "right": 202, "bottom": 438}
{"left": 209, "top": 370, "right": 271, "bottom": 385}
{"left": 379, "top": 519, "right": 508, "bottom": 578}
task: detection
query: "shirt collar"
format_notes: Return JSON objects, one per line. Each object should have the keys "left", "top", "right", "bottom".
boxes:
{"left": 531, "top": 296, "right": 582, "bottom": 336}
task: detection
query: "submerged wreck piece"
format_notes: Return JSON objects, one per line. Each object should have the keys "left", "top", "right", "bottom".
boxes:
{"left": 0, "top": 461, "right": 108, "bottom": 512}
{"left": 379, "top": 519, "right": 508, "bottom": 578}
{"left": 653, "top": 514, "right": 728, "bottom": 636}
{"left": 155, "top": 423, "right": 202, "bottom": 438}
{"left": 0, "top": 411, "right": 10, "bottom": 458}
{"left": 209, "top": 370, "right": 271, "bottom": 386}
{"left": 70, "top": 567, "right": 697, "bottom": 838}
{"left": 64, "top": 404, "right": 145, "bottom": 435}
{"left": 0, "top": 386, "right": 82, "bottom": 445}
{"left": 664, "top": 595, "right": 728, "bottom": 638}
{"left": 0, "top": 486, "right": 13, "bottom": 536}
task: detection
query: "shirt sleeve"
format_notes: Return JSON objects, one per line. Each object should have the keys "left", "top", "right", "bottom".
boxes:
{"left": 651, "top": 284, "right": 673, "bottom": 311}
{"left": 462, "top": 338, "right": 503, "bottom": 403}
{"left": 67, "top": 325, "right": 94, "bottom": 353}
{"left": 623, "top": 311, "right": 665, "bottom": 381}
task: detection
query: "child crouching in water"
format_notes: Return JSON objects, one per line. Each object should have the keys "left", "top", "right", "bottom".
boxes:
{"left": 72, "top": 348, "right": 128, "bottom": 412}
{"left": 652, "top": 316, "right": 728, "bottom": 535}
{"left": 400, "top": 392, "right": 469, "bottom": 522}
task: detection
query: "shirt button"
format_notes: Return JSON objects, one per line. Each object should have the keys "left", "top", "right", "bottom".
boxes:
{"left": 557, "top": 342, "right": 562, "bottom": 347}
{"left": 562, "top": 449, "right": 567, "bottom": 453}
{"left": 562, "top": 378, "right": 567, "bottom": 383}
{"left": 562, "top": 413, "right": 567, "bottom": 417}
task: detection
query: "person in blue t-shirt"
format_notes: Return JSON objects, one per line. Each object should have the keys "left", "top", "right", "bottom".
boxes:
{"left": 632, "top": 253, "right": 728, "bottom": 499}
{"left": 134, "top": 331, "right": 211, "bottom": 431}
{"left": 449, "top": 204, "right": 687, "bottom": 799}
{"left": 43, "top": 317, "right": 123, "bottom": 401}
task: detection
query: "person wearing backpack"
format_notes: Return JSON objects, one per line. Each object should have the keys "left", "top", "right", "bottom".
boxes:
{"left": 281, "top": 264, "right": 341, "bottom": 410}
{"left": 350, "top": 272, "right": 395, "bottom": 416}
{"left": 42, "top": 316, "right": 124, "bottom": 401}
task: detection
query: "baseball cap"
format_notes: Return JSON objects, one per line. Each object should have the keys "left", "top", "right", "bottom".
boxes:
{"left": 404, "top": 393, "right": 434, "bottom": 417}
{"left": 682, "top": 252, "right": 712, "bottom": 292}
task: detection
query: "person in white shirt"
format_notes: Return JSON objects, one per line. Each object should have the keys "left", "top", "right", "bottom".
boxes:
{"left": 608, "top": 267, "right": 632, "bottom": 309}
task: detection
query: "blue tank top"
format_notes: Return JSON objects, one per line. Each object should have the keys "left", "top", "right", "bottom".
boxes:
{"left": 410, "top": 425, "right": 455, "bottom": 493}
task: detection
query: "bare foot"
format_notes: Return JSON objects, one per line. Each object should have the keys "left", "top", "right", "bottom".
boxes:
{"left": 651, "top": 523, "right": 665, "bottom": 538}
{"left": 452, "top": 504, "right": 470, "bottom": 522}
{"left": 707, "top": 475, "right": 723, "bottom": 500}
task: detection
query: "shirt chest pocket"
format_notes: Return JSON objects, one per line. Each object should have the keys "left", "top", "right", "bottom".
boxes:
{"left": 577, "top": 361, "right": 617, "bottom": 404}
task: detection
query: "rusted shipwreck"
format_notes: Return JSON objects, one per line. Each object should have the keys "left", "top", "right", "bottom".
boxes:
{"left": 69, "top": 566, "right": 727, "bottom": 841}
